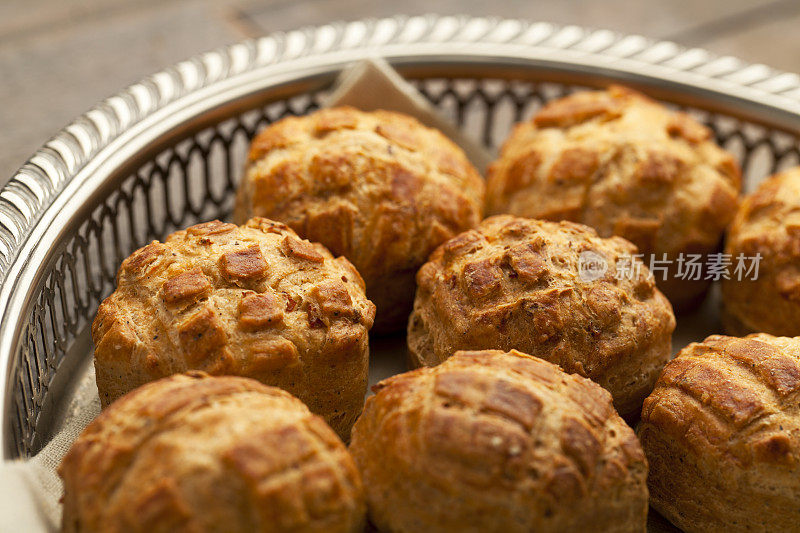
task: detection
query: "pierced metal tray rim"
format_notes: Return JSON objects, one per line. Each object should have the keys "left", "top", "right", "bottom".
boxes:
{"left": 4, "top": 14, "right": 800, "bottom": 459}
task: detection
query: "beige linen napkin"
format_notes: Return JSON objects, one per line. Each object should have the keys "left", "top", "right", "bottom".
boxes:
{"left": 0, "top": 367, "right": 100, "bottom": 532}
{"left": 325, "top": 57, "right": 494, "bottom": 171}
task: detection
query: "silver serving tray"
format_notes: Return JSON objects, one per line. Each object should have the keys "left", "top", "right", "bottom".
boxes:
{"left": 2, "top": 15, "right": 799, "bottom": 492}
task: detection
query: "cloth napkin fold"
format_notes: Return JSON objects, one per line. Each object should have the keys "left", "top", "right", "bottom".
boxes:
{"left": 0, "top": 57, "right": 493, "bottom": 532}
{"left": 325, "top": 57, "right": 494, "bottom": 171}
{"left": 1, "top": 366, "right": 100, "bottom": 532}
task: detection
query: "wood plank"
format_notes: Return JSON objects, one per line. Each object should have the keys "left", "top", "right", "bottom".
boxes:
{"left": 0, "top": 0, "right": 175, "bottom": 41}
{"left": 0, "top": 1, "right": 244, "bottom": 182}
{"left": 240, "top": 0, "right": 776, "bottom": 39}
{"left": 692, "top": 9, "right": 800, "bottom": 72}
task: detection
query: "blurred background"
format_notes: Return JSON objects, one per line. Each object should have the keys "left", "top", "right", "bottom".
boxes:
{"left": 1, "top": 0, "right": 797, "bottom": 183}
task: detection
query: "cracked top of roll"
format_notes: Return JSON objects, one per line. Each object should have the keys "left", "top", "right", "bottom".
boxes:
{"left": 59, "top": 372, "right": 365, "bottom": 533}
{"left": 92, "top": 217, "right": 375, "bottom": 438}
{"left": 407, "top": 214, "right": 675, "bottom": 418}
{"left": 349, "top": 349, "right": 648, "bottom": 533}
{"left": 723, "top": 167, "right": 800, "bottom": 336}
{"left": 639, "top": 333, "right": 800, "bottom": 532}
{"left": 486, "top": 85, "right": 740, "bottom": 308}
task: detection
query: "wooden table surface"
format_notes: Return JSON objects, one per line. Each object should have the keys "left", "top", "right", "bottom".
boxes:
{"left": 1, "top": 0, "right": 798, "bottom": 182}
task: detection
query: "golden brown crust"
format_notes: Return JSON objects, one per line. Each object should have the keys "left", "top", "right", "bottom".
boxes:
{"left": 349, "top": 350, "right": 649, "bottom": 533}
{"left": 92, "top": 217, "right": 375, "bottom": 439}
{"left": 722, "top": 167, "right": 800, "bottom": 336}
{"left": 638, "top": 334, "right": 800, "bottom": 532}
{"left": 59, "top": 372, "right": 365, "bottom": 533}
{"left": 407, "top": 215, "right": 675, "bottom": 418}
{"left": 235, "top": 106, "right": 485, "bottom": 331}
{"left": 486, "top": 85, "right": 741, "bottom": 309}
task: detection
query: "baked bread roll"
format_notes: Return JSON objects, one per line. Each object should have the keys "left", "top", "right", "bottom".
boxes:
{"left": 486, "top": 85, "right": 741, "bottom": 310}
{"left": 407, "top": 214, "right": 675, "bottom": 418}
{"left": 722, "top": 167, "right": 800, "bottom": 336}
{"left": 234, "top": 106, "right": 485, "bottom": 332}
{"left": 638, "top": 334, "right": 800, "bottom": 532}
{"left": 59, "top": 372, "right": 365, "bottom": 533}
{"left": 350, "top": 349, "right": 649, "bottom": 533}
{"left": 92, "top": 217, "right": 375, "bottom": 438}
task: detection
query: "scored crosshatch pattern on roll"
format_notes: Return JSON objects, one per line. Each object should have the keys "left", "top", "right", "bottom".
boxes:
{"left": 59, "top": 372, "right": 367, "bottom": 532}
{"left": 91, "top": 217, "right": 376, "bottom": 440}
{"left": 6, "top": 15, "right": 800, "bottom": 461}
{"left": 350, "top": 349, "right": 649, "bottom": 533}
{"left": 484, "top": 85, "right": 743, "bottom": 310}
{"left": 638, "top": 333, "right": 800, "bottom": 532}
{"left": 407, "top": 215, "right": 676, "bottom": 419}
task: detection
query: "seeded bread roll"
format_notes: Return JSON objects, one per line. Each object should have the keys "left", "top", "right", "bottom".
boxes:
{"left": 722, "top": 168, "right": 800, "bottom": 336}
{"left": 407, "top": 215, "right": 675, "bottom": 418}
{"left": 235, "top": 106, "right": 485, "bottom": 332}
{"left": 59, "top": 372, "right": 365, "bottom": 533}
{"left": 350, "top": 349, "right": 649, "bottom": 533}
{"left": 92, "top": 218, "right": 375, "bottom": 439}
{"left": 486, "top": 85, "right": 741, "bottom": 310}
{"left": 638, "top": 334, "right": 800, "bottom": 532}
